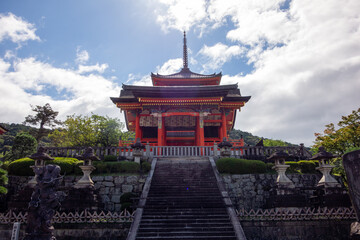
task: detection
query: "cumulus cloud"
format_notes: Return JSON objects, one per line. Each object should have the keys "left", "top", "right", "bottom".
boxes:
{"left": 198, "top": 43, "right": 244, "bottom": 71}
{"left": 156, "top": 58, "right": 183, "bottom": 74}
{"left": 0, "top": 56, "right": 122, "bottom": 123}
{"left": 77, "top": 63, "right": 109, "bottom": 74}
{"left": 75, "top": 47, "right": 90, "bottom": 64}
{"left": 0, "top": 13, "right": 40, "bottom": 43}
{"left": 156, "top": 0, "right": 208, "bottom": 33}
{"left": 154, "top": 0, "right": 360, "bottom": 145}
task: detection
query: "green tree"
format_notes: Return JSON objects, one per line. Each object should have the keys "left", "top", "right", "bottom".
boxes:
{"left": 313, "top": 108, "right": 360, "bottom": 155}
{"left": 313, "top": 108, "right": 360, "bottom": 181}
{"left": 263, "top": 139, "right": 292, "bottom": 147}
{"left": 11, "top": 132, "right": 37, "bottom": 160}
{"left": 0, "top": 168, "right": 8, "bottom": 195}
{"left": 23, "top": 103, "right": 62, "bottom": 142}
{"left": 48, "top": 114, "right": 126, "bottom": 147}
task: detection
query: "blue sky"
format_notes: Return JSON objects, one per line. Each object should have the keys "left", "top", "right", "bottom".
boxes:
{"left": 0, "top": 0, "right": 360, "bottom": 146}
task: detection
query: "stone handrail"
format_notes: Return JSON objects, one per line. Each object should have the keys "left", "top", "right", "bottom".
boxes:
{"left": 44, "top": 144, "right": 312, "bottom": 160}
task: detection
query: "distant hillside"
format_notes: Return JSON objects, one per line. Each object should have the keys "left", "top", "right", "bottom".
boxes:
{"left": 229, "top": 129, "right": 296, "bottom": 146}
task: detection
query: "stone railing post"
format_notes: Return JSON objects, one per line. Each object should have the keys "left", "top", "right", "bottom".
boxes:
{"left": 146, "top": 142, "right": 151, "bottom": 159}
{"left": 213, "top": 142, "right": 218, "bottom": 157}
{"left": 131, "top": 138, "right": 145, "bottom": 164}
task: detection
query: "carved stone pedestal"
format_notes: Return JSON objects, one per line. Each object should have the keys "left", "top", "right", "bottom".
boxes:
{"left": 133, "top": 149, "right": 142, "bottom": 164}
{"left": 274, "top": 164, "right": 295, "bottom": 194}
{"left": 316, "top": 164, "right": 341, "bottom": 188}
{"left": 74, "top": 165, "right": 96, "bottom": 189}
{"left": 28, "top": 166, "right": 38, "bottom": 188}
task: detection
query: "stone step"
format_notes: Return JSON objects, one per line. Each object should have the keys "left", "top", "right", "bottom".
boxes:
{"left": 138, "top": 226, "right": 234, "bottom": 232}
{"left": 136, "top": 236, "right": 236, "bottom": 240}
{"left": 137, "top": 230, "right": 236, "bottom": 237}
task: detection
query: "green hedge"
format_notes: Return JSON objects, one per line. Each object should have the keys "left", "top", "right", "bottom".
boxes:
{"left": 8, "top": 157, "right": 82, "bottom": 176}
{"left": 216, "top": 158, "right": 267, "bottom": 174}
{"left": 285, "top": 160, "right": 319, "bottom": 174}
{"left": 104, "top": 155, "right": 118, "bottom": 162}
{"left": 141, "top": 162, "right": 151, "bottom": 172}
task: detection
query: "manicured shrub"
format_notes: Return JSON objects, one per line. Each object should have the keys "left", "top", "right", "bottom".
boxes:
{"left": 8, "top": 157, "right": 81, "bottom": 176}
{"left": 120, "top": 192, "right": 137, "bottom": 204}
{"left": 104, "top": 155, "right": 118, "bottom": 162}
{"left": 298, "top": 160, "right": 318, "bottom": 174}
{"left": 285, "top": 161, "right": 300, "bottom": 173}
{"left": 141, "top": 162, "right": 151, "bottom": 172}
{"left": 265, "top": 163, "right": 276, "bottom": 174}
{"left": 48, "top": 158, "right": 80, "bottom": 175}
{"left": 285, "top": 160, "right": 319, "bottom": 174}
{"left": 117, "top": 161, "right": 140, "bottom": 173}
{"left": 216, "top": 158, "right": 267, "bottom": 174}
{"left": 7, "top": 158, "right": 34, "bottom": 176}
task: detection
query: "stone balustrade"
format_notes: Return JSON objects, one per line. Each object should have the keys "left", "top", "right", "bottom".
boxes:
{"left": 44, "top": 144, "right": 312, "bottom": 160}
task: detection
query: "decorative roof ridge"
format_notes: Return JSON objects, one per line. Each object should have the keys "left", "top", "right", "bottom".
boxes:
{"left": 150, "top": 68, "right": 222, "bottom": 78}
{"left": 122, "top": 83, "right": 237, "bottom": 89}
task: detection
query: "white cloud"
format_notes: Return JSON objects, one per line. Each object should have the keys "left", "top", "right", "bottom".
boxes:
{"left": 75, "top": 47, "right": 90, "bottom": 64}
{"left": 156, "top": 58, "right": 183, "bottom": 74}
{"left": 155, "top": 0, "right": 208, "bottom": 32}
{"left": 154, "top": 0, "right": 360, "bottom": 146}
{"left": 0, "top": 13, "right": 40, "bottom": 43}
{"left": 198, "top": 43, "right": 244, "bottom": 71}
{"left": 0, "top": 56, "right": 122, "bottom": 123}
{"left": 77, "top": 63, "right": 109, "bottom": 74}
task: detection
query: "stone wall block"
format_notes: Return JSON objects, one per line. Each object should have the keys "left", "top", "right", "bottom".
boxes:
{"left": 103, "top": 181, "right": 115, "bottom": 187}
{"left": 111, "top": 194, "right": 121, "bottom": 203}
{"left": 104, "top": 176, "right": 113, "bottom": 181}
{"left": 126, "top": 176, "right": 138, "bottom": 184}
{"left": 122, "top": 184, "right": 133, "bottom": 193}
{"left": 114, "top": 176, "right": 125, "bottom": 185}
{"left": 92, "top": 176, "right": 104, "bottom": 181}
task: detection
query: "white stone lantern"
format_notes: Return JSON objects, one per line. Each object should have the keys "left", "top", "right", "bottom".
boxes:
{"left": 268, "top": 150, "right": 295, "bottom": 195}
{"left": 311, "top": 146, "right": 340, "bottom": 188}
{"left": 74, "top": 147, "right": 99, "bottom": 189}
{"left": 28, "top": 147, "right": 54, "bottom": 188}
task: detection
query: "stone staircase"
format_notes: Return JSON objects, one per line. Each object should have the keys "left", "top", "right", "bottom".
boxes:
{"left": 133, "top": 158, "right": 245, "bottom": 240}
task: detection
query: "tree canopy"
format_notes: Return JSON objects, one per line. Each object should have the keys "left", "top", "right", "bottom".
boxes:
{"left": 23, "top": 103, "right": 61, "bottom": 142}
{"left": 11, "top": 132, "right": 37, "bottom": 160}
{"left": 48, "top": 114, "right": 130, "bottom": 147}
{"left": 313, "top": 108, "right": 360, "bottom": 155}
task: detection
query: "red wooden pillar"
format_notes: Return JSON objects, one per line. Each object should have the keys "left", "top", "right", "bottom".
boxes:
{"left": 198, "top": 113, "right": 205, "bottom": 146}
{"left": 135, "top": 111, "right": 141, "bottom": 141}
{"left": 221, "top": 110, "right": 227, "bottom": 140}
{"left": 157, "top": 115, "right": 164, "bottom": 146}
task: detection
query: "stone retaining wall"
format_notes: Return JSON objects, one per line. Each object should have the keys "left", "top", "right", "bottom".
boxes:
{"left": 222, "top": 173, "right": 324, "bottom": 209}
{"left": 7, "top": 174, "right": 147, "bottom": 212}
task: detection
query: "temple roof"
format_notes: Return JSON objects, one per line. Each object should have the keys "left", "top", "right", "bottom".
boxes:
{"left": 110, "top": 84, "right": 251, "bottom": 103}
{"left": 151, "top": 68, "right": 222, "bottom": 80}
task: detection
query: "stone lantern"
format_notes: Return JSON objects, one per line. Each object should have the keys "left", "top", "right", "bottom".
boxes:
{"left": 267, "top": 150, "right": 295, "bottom": 195}
{"left": 218, "top": 137, "right": 232, "bottom": 157}
{"left": 74, "top": 147, "right": 99, "bottom": 189}
{"left": 131, "top": 138, "right": 145, "bottom": 164}
{"left": 311, "top": 146, "right": 340, "bottom": 188}
{"left": 28, "top": 147, "right": 54, "bottom": 187}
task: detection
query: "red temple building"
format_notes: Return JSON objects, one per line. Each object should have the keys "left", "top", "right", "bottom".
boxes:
{"left": 111, "top": 32, "right": 250, "bottom": 146}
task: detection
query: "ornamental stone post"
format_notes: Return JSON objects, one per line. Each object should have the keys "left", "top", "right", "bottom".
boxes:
{"left": 218, "top": 137, "right": 232, "bottom": 157}
{"left": 311, "top": 146, "right": 340, "bottom": 189}
{"left": 28, "top": 147, "right": 54, "bottom": 188}
{"left": 74, "top": 147, "right": 99, "bottom": 189}
{"left": 267, "top": 150, "right": 295, "bottom": 195}
{"left": 131, "top": 138, "right": 145, "bottom": 164}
